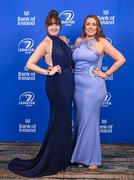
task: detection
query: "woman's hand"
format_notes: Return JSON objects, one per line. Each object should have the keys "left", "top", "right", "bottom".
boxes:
{"left": 48, "top": 65, "right": 53, "bottom": 71}
{"left": 93, "top": 68, "right": 107, "bottom": 79}
{"left": 48, "top": 65, "right": 62, "bottom": 76}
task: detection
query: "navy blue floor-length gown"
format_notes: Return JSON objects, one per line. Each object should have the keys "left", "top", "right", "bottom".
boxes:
{"left": 8, "top": 34, "right": 74, "bottom": 177}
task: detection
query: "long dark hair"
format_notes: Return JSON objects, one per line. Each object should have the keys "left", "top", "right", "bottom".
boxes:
{"left": 82, "top": 15, "right": 105, "bottom": 40}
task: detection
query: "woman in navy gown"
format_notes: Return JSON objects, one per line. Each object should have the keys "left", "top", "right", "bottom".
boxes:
{"left": 71, "top": 15, "right": 126, "bottom": 170}
{"left": 8, "top": 10, "right": 74, "bottom": 177}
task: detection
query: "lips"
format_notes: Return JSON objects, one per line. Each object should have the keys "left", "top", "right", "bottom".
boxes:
{"left": 88, "top": 30, "right": 95, "bottom": 33}
{"left": 50, "top": 31, "right": 58, "bottom": 34}
{"left": 51, "top": 29, "right": 58, "bottom": 32}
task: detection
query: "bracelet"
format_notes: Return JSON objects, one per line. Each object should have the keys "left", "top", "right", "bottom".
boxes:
{"left": 47, "top": 71, "right": 50, "bottom": 76}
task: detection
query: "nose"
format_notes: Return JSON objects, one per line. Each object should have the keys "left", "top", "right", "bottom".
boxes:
{"left": 89, "top": 24, "right": 93, "bottom": 28}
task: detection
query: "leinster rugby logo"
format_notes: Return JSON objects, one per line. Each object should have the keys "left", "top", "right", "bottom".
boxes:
{"left": 106, "top": 37, "right": 112, "bottom": 44}
{"left": 59, "top": 10, "right": 75, "bottom": 26}
{"left": 102, "top": 92, "right": 112, "bottom": 107}
{"left": 19, "top": 92, "right": 35, "bottom": 107}
{"left": 18, "top": 38, "right": 34, "bottom": 54}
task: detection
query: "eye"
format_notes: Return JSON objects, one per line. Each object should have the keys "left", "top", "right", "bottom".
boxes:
{"left": 92, "top": 23, "right": 97, "bottom": 26}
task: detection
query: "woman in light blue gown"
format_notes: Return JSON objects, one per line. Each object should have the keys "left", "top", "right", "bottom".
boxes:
{"left": 71, "top": 15, "right": 126, "bottom": 170}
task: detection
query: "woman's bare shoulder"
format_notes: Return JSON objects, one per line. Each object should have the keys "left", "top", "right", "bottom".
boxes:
{"left": 59, "top": 35, "right": 68, "bottom": 44}
{"left": 74, "top": 37, "right": 83, "bottom": 47}
{"left": 35, "top": 37, "right": 51, "bottom": 53}
{"left": 41, "top": 36, "right": 51, "bottom": 47}
{"left": 98, "top": 37, "right": 108, "bottom": 44}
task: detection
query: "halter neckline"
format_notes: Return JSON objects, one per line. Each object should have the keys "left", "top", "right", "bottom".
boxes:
{"left": 83, "top": 36, "right": 95, "bottom": 41}
{"left": 47, "top": 34, "right": 59, "bottom": 40}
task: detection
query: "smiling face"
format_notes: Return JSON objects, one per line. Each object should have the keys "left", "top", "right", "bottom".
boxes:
{"left": 82, "top": 15, "right": 105, "bottom": 40}
{"left": 47, "top": 18, "right": 60, "bottom": 36}
{"left": 46, "top": 12, "right": 61, "bottom": 36}
{"left": 84, "top": 17, "right": 97, "bottom": 37}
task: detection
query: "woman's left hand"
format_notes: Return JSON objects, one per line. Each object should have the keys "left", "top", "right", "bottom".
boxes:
{"left": 93, "top": 68, "right": 107, "bottom": 79}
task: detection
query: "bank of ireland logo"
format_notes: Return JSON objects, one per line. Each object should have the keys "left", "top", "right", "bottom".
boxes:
{"left": 17, "top": 10, "right": 36, "bottom": 26}
{"left": 18, "top": 38, "right": 34, "bottom": 54}
{"left": 59, "top": 10, "right": 75, "bottom": 26}
{"left": 19, "top": 91, "right": 35, "bottom": 107}
{"left": 18, "top": 66, "right": 36, "bottom": 81}
{"left": 24, "top": 10, "right": 30, "bottom": 16}
{"left": 98, "top": 9, "right": 115, "bottom": 25}
{"left": 102, "top": 92, "right": 112, "bottom": 107}
{"left": 100, "top": 118, "right": 113, "bottom": 134}
{"left": 19, "top": 118, "right": 37, "bottom": 133}
{"left": 103, "top": 10, "right": 109, "bottom": 15}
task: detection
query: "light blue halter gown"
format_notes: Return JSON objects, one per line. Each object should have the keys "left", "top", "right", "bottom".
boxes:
{"left": 71, "top": 37, "right": 107, "bottom": 166}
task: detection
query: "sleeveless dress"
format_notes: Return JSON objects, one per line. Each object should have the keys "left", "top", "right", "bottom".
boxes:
{"left": 8, "top": 35, "right": 74, "bottom": 177}
{"left": 71, "top": 37, "right": 107, "bottom": 166}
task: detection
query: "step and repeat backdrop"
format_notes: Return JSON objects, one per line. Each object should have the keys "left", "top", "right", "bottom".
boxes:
{"left": 0, "top": 0, "right": 134, "bottom": 143}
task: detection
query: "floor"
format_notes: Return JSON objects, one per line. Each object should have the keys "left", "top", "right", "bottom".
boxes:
{"left": 0, "top": 143, "right": 134, "bottom": 179}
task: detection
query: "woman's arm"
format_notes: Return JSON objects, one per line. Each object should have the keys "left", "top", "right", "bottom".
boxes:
{"left": 94, "top": 38, "right": 126, "bottom": 78}
{"left": 102, "top": 38, "right": 126, "bottom": 77}
{"left": 26, "top": 39, "right": 49, "bottom": 75}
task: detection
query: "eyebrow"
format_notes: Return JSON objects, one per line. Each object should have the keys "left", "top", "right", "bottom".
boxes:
{"left": 86, "top": 22, "right": 96, "bottom": 24}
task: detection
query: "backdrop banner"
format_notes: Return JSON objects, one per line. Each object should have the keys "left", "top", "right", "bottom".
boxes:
{"left": 0, "top": 0, "right": 134, "bottom": 143}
